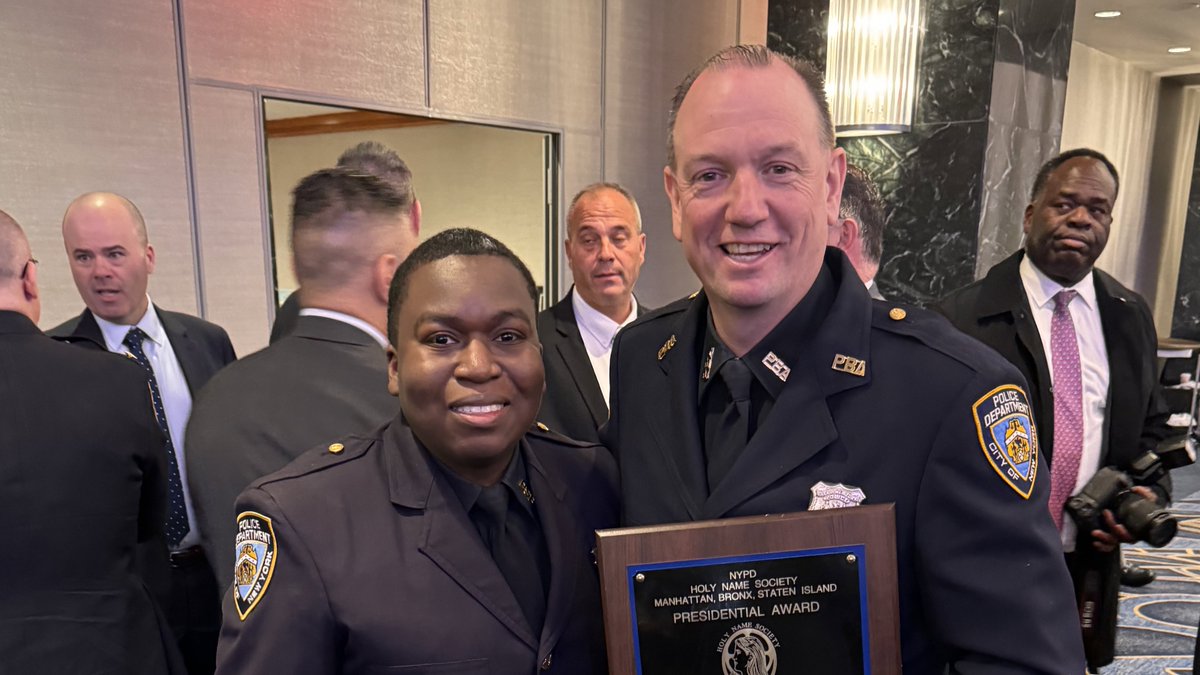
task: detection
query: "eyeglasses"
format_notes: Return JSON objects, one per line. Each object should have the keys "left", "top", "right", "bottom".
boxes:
{"left": 20, "top": 258, "right": 38, "bottom": 280}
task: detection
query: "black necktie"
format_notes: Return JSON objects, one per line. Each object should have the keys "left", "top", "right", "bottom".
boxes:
{"left": 707, "top": 357, "right": 754, "bottom": 491}
{"left": 473, "top": 484, "right": 547, "bottom": 635}
{"left": 123, "top": 327, "right": 190, "bottom": 548}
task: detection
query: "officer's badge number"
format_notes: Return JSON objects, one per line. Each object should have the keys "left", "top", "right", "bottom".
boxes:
{"left": 972, "top": 385, "right": 1039, "bottom": 499}
{"left": 233, "top": 511, "right": 277, "bottom": 620}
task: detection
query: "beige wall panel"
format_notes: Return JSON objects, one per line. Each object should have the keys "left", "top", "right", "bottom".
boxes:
{"left": 266, "top": 123, "right": 548, "bottom": 296}
{"left": 557, "top": 129, "right": 604, "bottom": 298}
{"left": 190, "top": 85, "right": 271, "bottom": 355}
{"left": 183, "top": 0, "right": 425, "bottom": 109}
{"left": 427, "top": 0, "right": 602, "bottom": 131}
{"left": 602, "top": 0, "right": 739, "bottom": 307}
{"left": 0, "top": 0, "right": 196, "bottom": 328}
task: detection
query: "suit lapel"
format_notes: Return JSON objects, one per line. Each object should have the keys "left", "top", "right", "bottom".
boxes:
{"left": 524, "top": 444, "right": 578, "bottom": 661}
{"left": 1095, "top": 273, "right": 1137, "bottom": 463}
{"left": 156, "top": 308, "right": 203, "bottom": 396}
{"left": 552, "top": 292, "right": 608, "bottom": 427}
{"left": 649, "top": 297, "right": 710, "bottom": 520}
{"left": 387, "top": 424, "right": 539, "bottom": 650}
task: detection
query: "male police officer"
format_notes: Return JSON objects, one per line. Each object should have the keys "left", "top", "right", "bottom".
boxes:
{"left": 605, "top": 45, "right": 1084, "bottom": 673}
{"left": 216, "top": 229, "right": 616, "bottom": 674}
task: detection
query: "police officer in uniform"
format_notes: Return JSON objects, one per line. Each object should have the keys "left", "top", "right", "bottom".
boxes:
{"left": 606, "top": 45, "right": 1084, "bottom": 673}
{"left": 215, "top": 229, "right": 616, "bottom": 675}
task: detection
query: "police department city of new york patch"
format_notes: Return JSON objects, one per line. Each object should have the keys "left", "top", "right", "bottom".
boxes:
{"left": 233, "top": 511, "right": 277, "bottom": 620}
{"left": 972, "top": 385, "right": 1039, "bottom": 499}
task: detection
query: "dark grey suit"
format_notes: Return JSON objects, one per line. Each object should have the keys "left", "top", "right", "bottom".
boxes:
{"left": 1, "top": 311, "right": 183, "bottom": 674}
{"left": 536, "top": 288, "right": 646, "bottom": 443}
{"left": 186, "top": 315, "right": 396, "bottom": 585}
{"left": 51, "top": 306, "right": 237, "bottom": 392}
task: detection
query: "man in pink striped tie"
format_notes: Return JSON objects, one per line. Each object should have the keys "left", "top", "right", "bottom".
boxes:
{"left": 938, "top": 148, "right": 1172, "bottom": 671}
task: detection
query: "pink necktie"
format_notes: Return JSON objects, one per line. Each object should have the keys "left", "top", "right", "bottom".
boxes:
{"left": 1047, "top": 290, "right": 1083, "bottom": 530}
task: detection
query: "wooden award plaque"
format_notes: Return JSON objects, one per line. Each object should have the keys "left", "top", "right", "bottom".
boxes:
{"left": 595, "top": 505, "right": 901, "bottom": 675}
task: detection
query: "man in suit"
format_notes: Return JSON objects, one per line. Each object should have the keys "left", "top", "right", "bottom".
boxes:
{"left": 0, "top": 210, "right": 182, "bottom": 674}
{"left": 269, "top": 141, "right": 421, "bottom": 344}
{"left": 187, "top": 167, "right": 419, "bottom": 586}
{"left": 606, "top": 45, "right": 1083, "bottom": 673}
{"left": 937, "top": 148, "right": 1171, "bottom": 669}
{"left": 537, "top": 182, "right": 647, "bottom": 442}
{"left": 216, "top": 229, "right": 617, "bottom": 675}
{"left": 51, "top": 192, "right": 235, "bottom": 675}
{"left": 831, "top": 163, "right": 887, "bottom": 300}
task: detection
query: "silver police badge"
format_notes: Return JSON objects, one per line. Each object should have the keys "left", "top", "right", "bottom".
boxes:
{"left": 808, "top": 481, "right": 867, "bottom": 510}
{"left": 719, "top": 623, "right": 779, "bottom": 675}
{"left": 233, "top": 511, "right": 277, "bottom": 620}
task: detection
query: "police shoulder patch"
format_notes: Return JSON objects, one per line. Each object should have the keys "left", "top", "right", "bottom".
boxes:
{"left": 972, "top": 385, "right": 1039, "bottom": 499}
{"left": 233, "top": 511, "right": 277, "bottom": 620}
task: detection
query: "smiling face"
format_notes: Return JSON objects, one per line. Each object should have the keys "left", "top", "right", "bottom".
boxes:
{"left": 387, "top": 255, "right": 545, "bottom": 485}
{"left": 564, "top": 188, "right": 646, "bottom": 322}
{"left": 62, "top": 195, "right": 155, "bottom": 325}
{"left": 665, "top": 58, "right": 844, "bottom": 344}
{"left": 1023, "top": 157, "right": 1116, "bottom": 286}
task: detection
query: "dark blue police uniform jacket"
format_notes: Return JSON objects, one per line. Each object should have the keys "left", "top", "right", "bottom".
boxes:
{"left": 215, "top": 416, "right": 618, "bottom": 675}
{"left": 605, "top": 250, "right": 1085, "bottom": 674}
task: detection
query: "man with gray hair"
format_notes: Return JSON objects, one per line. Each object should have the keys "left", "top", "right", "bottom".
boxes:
{"left": 537, "top": 182, "right": 647, "bottom": 442}
{"left": 831, "top": 163, "right": 887, "bottom": 299}
{"left": 0, "top": 210, "right": 182, "bottom": 673}
{"left": 187, "top": 168, "right": 419, "bottom": 585}
{"left": 270, "top": 140, "right": 421, "bottom": 342}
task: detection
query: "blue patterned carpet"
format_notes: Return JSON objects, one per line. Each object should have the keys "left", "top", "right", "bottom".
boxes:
{"left": 1105, "top": 493, "right": 1200, "bottom": 673}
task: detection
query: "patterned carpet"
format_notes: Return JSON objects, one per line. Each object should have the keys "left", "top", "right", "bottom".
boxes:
{"left": 1106, "top": 494, "right": 1200, "bottom": 673}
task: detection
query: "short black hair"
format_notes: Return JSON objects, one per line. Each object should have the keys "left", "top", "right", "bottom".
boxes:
{"left": 839, "top": 164, "right": 886, "bottom": 265}
{"left": 387, "top": 228, "right": 538, "bottom": 346}
{"left": 1030, "top": 148, "right": 1120, "bottom": 202}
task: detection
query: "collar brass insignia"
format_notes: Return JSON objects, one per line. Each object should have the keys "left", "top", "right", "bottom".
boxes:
{"left": 762, "top": 351, "right": 791, "bottom": 382}
{"left": 657, "top": 334, "right": 677, "bottom": 360}
{"left": 701, "top": 347, "right": 715, "bottom": 380}
{"left": 831, "top": 354, "right": 866, "bottom": 377}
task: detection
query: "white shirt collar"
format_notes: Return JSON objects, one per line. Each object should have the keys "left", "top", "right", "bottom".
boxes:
{"left": 298, "top": 308, "right": 389, "bottom": 349}
{"left": 1018, "top": 254, "right": 1098, "bottom": 312}
{"left": 571, "top": 288, "right": 637, "bottom": 350}
{"left": 93, "top": 297, "right": 166, "bottom": 352}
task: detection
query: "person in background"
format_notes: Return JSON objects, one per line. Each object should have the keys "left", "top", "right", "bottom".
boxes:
{"left": 537, "top": 182, "right": 648, "bottom": 442}
{"left": 831, "top": 163, "right": 887, "bottom": 299}
{"left": 1, "top": 209, "right": 183, "bottom": 674}
{"left": 51, "top": 191, "right": 236, "bottom": 675}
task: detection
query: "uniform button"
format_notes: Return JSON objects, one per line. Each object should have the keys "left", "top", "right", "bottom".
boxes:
{"left": 540, "top": 653, "right": 552, "bottom": 670}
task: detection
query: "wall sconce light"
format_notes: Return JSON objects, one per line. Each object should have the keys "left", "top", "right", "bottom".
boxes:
{"left": 825, "top": 0, "right": 925, "bottom": 137}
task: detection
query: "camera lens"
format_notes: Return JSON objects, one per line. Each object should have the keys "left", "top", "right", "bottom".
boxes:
{"left": 1117, "top": 494, "right": 1178, "bottom": 548}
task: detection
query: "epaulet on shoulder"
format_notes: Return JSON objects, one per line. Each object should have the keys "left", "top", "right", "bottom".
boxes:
{"left": 528, "top": 422, "right": 600, "bottom": 450}
{"left": 871, "top": 302, "right": 1003, "bottom": 371}
{"left": 625, "top": 292, "right": 694, "bottom": 332}
{"left": 255, "top": 435, "right": 371, "bottom": 487}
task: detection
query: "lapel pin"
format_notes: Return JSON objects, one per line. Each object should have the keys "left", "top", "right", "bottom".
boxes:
{"left": 831, "top": 354, "right": 866, "bottom": 377}
{"left": 518, "top": 480, "right": 535, "bottom": 504}
{"left": 701, "top": 347, "right": 715, "bottom": 380}
{"left": 657, "top": 334, "right": 677, "bottom": 360}
{"left": 762, "top": 351, "right": 790, "bottom": 382}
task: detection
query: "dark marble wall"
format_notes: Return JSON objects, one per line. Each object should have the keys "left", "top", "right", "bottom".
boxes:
{"left": 768, "top": 0, "right": 1074, "bottom": 304}
{"left": 1171, "top": 131, "right": 1200, "bottom": 340}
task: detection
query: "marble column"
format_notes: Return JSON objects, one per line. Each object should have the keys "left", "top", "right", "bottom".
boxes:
{"left": 768, "top": 0, "right": 1075, "bottom": 304}
{"left": 1170, "top": 131, "right": 1200, "bottom": 341}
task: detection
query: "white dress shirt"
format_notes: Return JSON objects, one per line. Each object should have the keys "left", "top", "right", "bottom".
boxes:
{"left": 1019, "top": 256, "right": 1110, "bottom": 550}
{"left": 298, "top": 308, "right": 389, "bottom": 349}
{"left": 95, "top": 299, "right": 201, "bottom": 549}
{"left": 571, "top": 290, "right": 638, "bottom": 407}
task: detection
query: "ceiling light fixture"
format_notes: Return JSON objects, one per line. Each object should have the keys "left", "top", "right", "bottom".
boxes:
{"left": 1094, "top": 10, "right": 1121, "bottom": 18}
{"left": 826, "top": 0, "right": 925, "bottom": 137}
{"left": 1169, "top": 46, "right": 1193, "bottom": 54}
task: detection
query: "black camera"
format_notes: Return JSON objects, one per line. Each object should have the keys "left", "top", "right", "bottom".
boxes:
{"left": 1064, "top": 451, "right": 1178, "bottom": 548}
